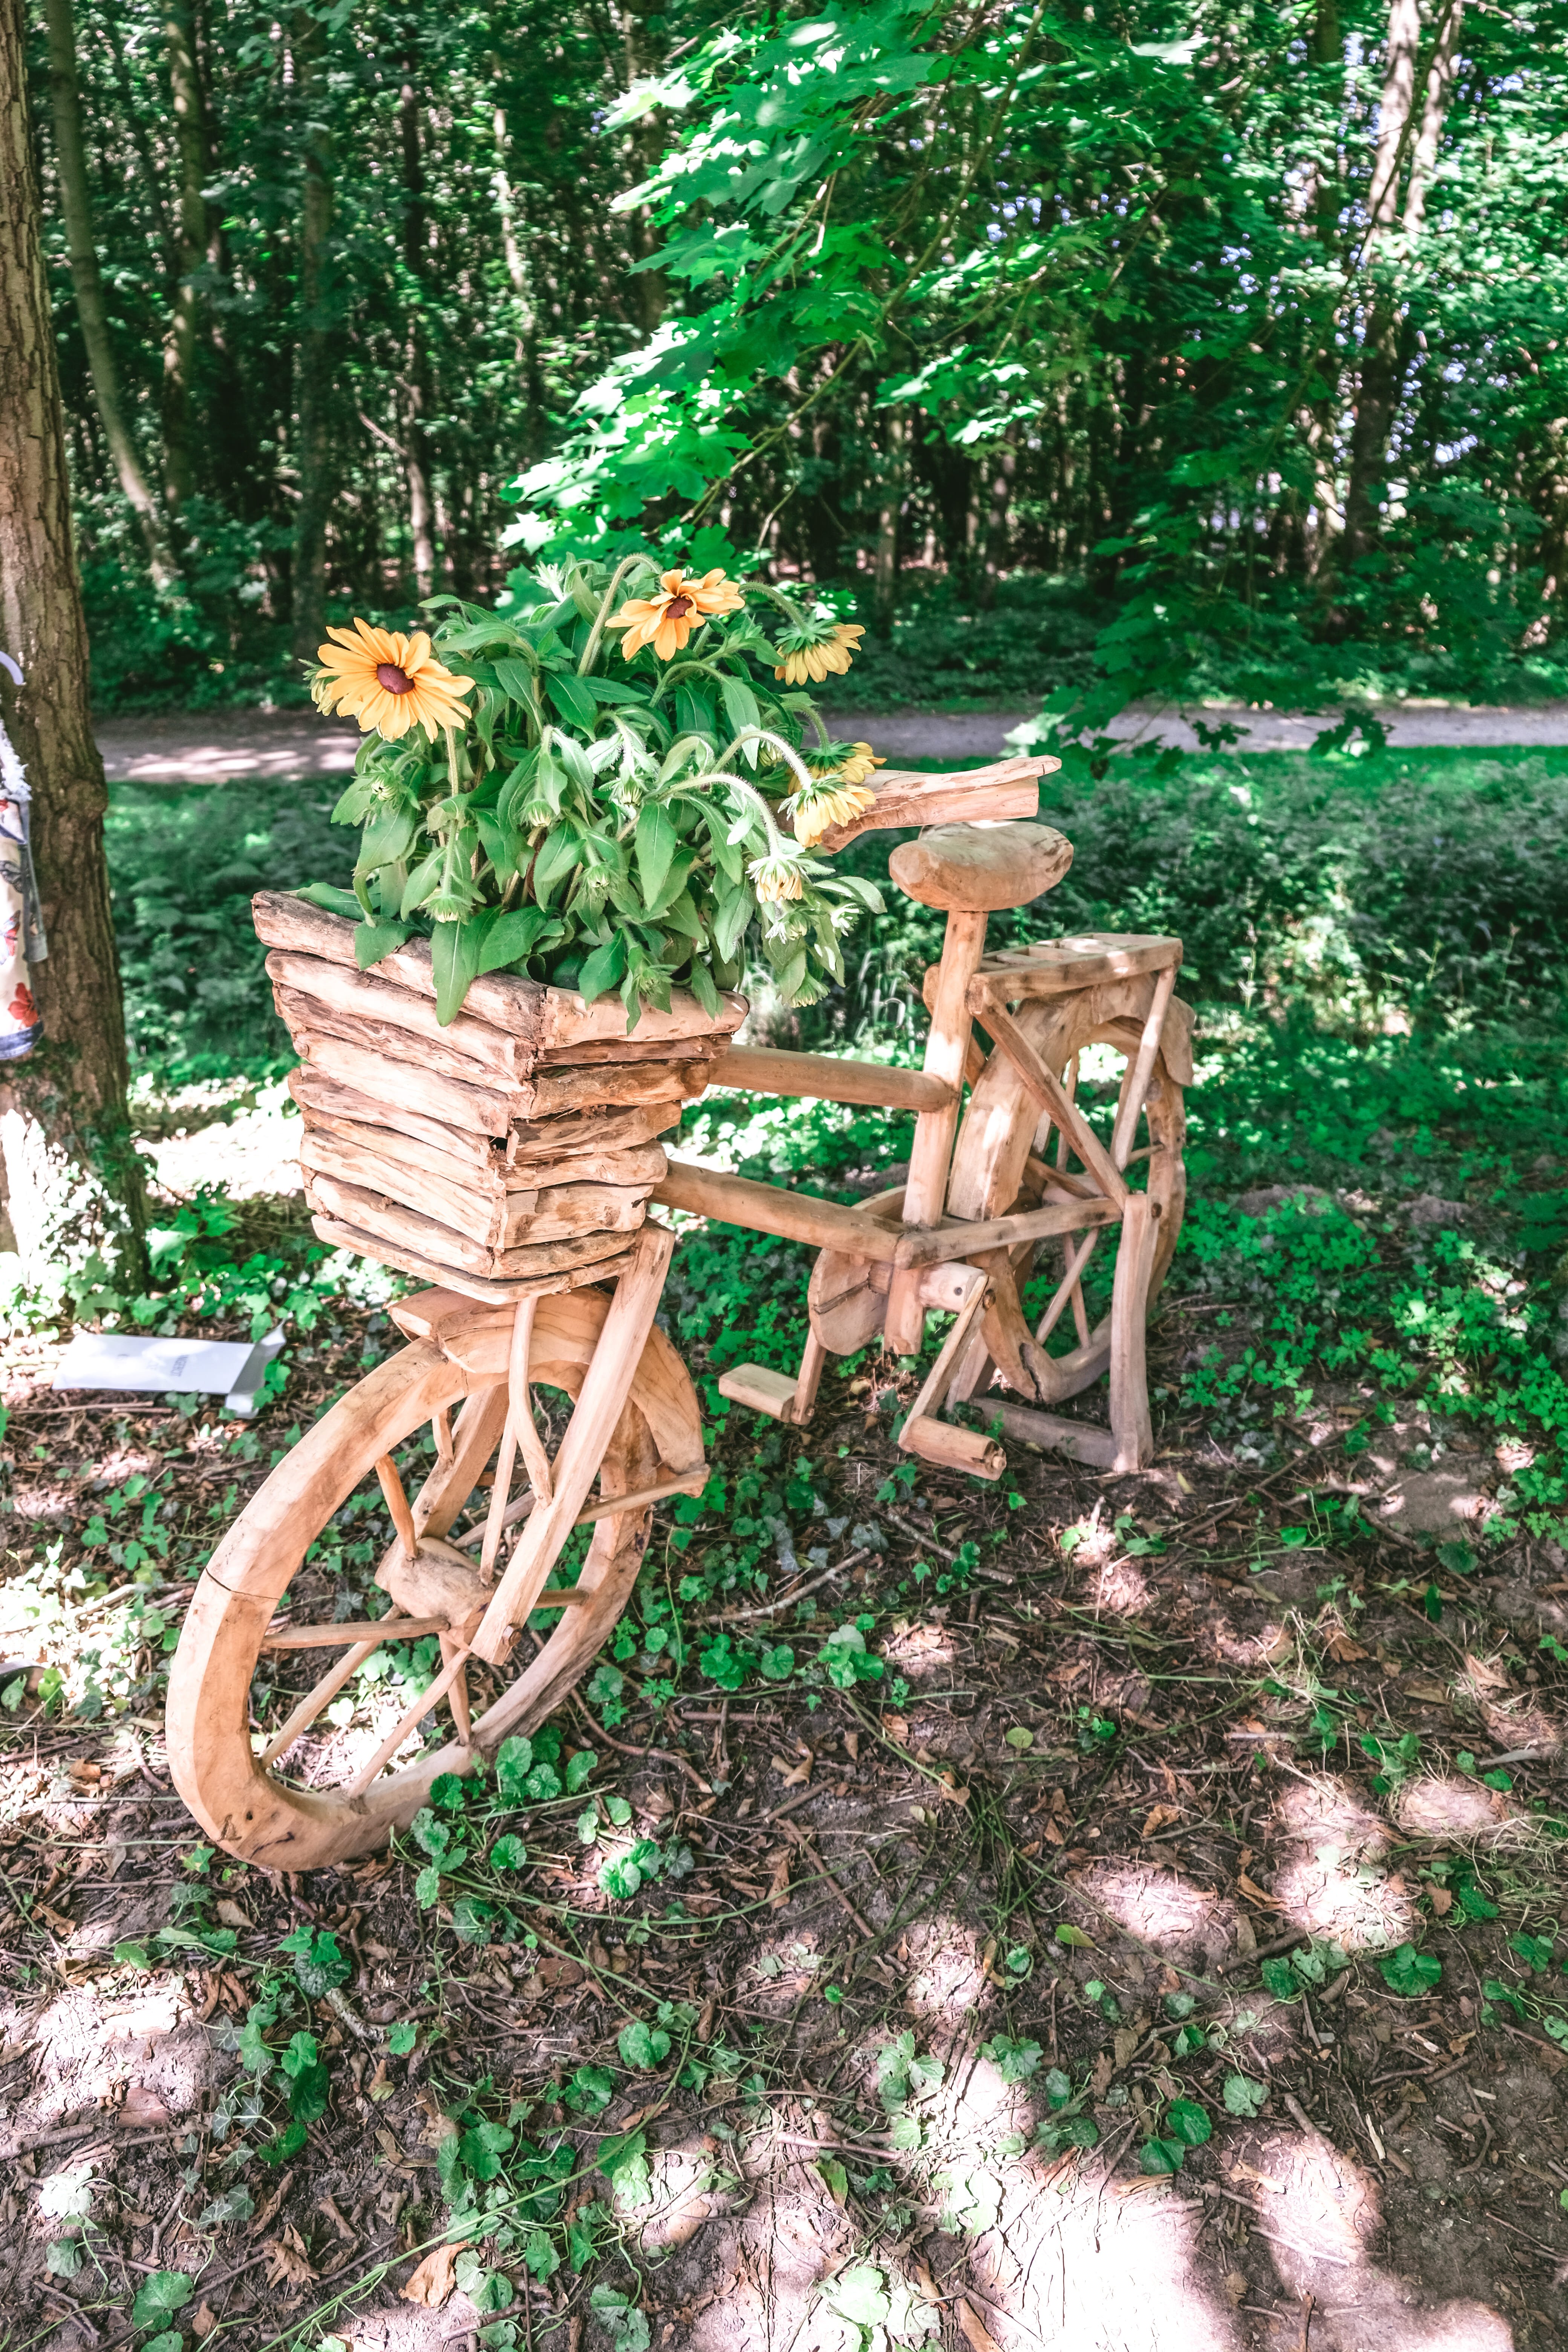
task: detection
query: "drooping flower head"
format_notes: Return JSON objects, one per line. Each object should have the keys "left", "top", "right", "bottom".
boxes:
{"left": 749, "top": 850, "right": 807, "bottom": 904}
{"left": 610, "top": 568, "right": 745, "bottom": 662}
{"left": 791, "top": 742, "right": 885, "bottom": 845}
{"left": 312, "top": 621, "right": 474, "bottom": 742}
{"left": 772, "top": 621, "right": 864, "bottom": 688}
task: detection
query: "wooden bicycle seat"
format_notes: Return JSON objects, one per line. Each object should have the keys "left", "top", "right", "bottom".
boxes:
{"left": 890, "top": 820, "right": 1073, "bottom": 912}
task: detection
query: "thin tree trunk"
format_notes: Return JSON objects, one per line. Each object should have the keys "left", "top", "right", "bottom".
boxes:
{"left": 101, "top": 4, "right": 170, "bottom": 259}
{"left": 400, "top": 62, "right": 436, "bottom": 600}
{"left": 43, "top": 0, "right": 176, "bottom": 590}
{"left": 0, "top": 0, "right": 147, "bottom": 1287}
{"left": 1343, "top": 0, "right": 1462, "bottom": 559}
{"left": 977, "top": 421, "right": 1018, "bottom": 610}
{"left": 161, "top": 0, "right": 207, "bottom": 507}
{"left": 290, "top": 6, "right": 333, "bottom": 662}
{"left": 872, "top": 409, "right": 906, "bottom": 637}
{"left": 491, "top": 94, "right": 545, "bottom": 467}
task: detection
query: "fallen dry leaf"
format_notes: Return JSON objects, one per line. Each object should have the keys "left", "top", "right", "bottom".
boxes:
{"left": 883, "top": 1714, "right": 910, "bottom": 1746}
{"left": 400, "top": 2239, "right": 470, "bottom": 2308}
{"left": 1140, "top": 1803, "right": 1180, "bottom": 1841}
{"left": 1430, "top": 1886, "right": 1453, "bottom": 1917}
{"left": 1404, "top": 1679, "right": 1450, "bottom": 1703}
{"left": 191, "top": 2305, "right": 217, "bottom": 2340}
{"left": 1323, "top": 1630, "right": 1369, "bottom": 1662}
{"left": 248, "top": 2168, "right": 296, "bottom": 2236}
{"left": 121, "top": 2083, "right": 171, "bottom": 2127}
{"left": 263, "top": 2222, "right": 317, "bottom": 2288}
{"left": 1090, "top": 2051, "right": 1114, "bottom": 2096}
{"left": 771, "top": 1753, "right": 812, "bottom": 1787}
{"left": 213, "top": 1899, "right": 252, "bottom": 1929}
{"left": 767, "top": 1850, "right": 791, "bottom": 1908}
{"left": 1464, "top": 1651, "right": 1511, "bottom": 1692}
{"left": 1235, "top": 1872, "right": 1282, "bottom": 1911}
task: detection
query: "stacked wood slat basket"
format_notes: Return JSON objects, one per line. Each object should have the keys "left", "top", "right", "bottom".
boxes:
{"left": 254, "top": 893, "right": 745, "bottom": 1300}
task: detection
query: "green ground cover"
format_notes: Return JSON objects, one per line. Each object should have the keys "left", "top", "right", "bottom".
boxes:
{"left": 107, "top": 742, "right": 1568, "bottom": 1542}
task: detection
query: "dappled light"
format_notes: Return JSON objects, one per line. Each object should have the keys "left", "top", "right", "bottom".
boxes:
{"left": 1271, "top": 1773, "right": 1416, "bottom": 1952}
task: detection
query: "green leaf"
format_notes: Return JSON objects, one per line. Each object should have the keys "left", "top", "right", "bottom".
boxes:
{"left": 1165, "top": 2099, "right": 1211, "bottom": 2147}
{"left": 114, "top": 1938, "right": 150, "bottom": 1969}
{"left": 577, "top": 932, "right": 628, "bottom": 1005}
{"left": 354, "top": 917, "right": 413, "bottom": 968}
{"left": 981, "top": 2034, "right": 1043, "bottom": 2084}
{"left": 1379, "top": 1943, "right": 1442, "bottom": 1997}
{"left": 388, "top": 2020, "right": 418, "bottom": 2056}
{"left": 1511, "top": 1932, "right": 1556, "bottom": 1970}
{"left": 618, "top": 2020, "right": 671, "bottom": 2070}
{"left": 635, "top": 801, "right": 679, "bottom": 906}
{"left": 1139, "top": 2136, "right": 1185, "bottom": 2176}
{"left": 545, "top": 670, "right": 597, "bottom": 728}
{"left": 564, "top": 2063, "right": 616, "bottom": 2115}
{"left": 132, "top": 2271, "right": 194, "bottom": 2326}
{"left": 431, "top": 916, "right": 484, "bottom": 1025}
{"left": 1260, "top": 1957, "right": 1301, "bottom": 2000}
{"left": 490, "top": 1834, "right": 528, "bottom": 1871}
{"left": 278, "top": 1923, "right": 351, "bottom": 1998}
{"left": 1222, "top": 2072, "right": 1269, "bottom": 2117}
{"left": 566, "top": 1748, "right": 599, "bottom": 1793}
{"left": 1054, "top": 1924, "right": 1093, "bottom": 1949}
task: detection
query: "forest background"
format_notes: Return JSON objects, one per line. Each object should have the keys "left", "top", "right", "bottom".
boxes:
{"left": 31, "top": 0, "right": 1568, "bottom": 731}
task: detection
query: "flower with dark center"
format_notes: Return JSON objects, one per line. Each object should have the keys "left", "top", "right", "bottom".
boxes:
{"left": 609, "top": 568, "right": 744, "bottom": 661}
{"left": 312, "top": 619, "right": 473, "bottom": 740}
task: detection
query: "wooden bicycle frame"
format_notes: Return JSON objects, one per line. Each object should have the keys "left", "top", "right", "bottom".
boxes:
{"left": 645, "top": 910, "right": 1184, "bottom": 1475}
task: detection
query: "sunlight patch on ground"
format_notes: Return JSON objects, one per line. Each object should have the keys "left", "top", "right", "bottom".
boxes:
{"left": 1271, "top": 1774, "right": 1413, "bottom": 1951}
{"left": 894, "top": 1913, "right": 988, "bottom": 2021}
{"left": 140, "top": 1075, "right": 303, "bottom": 1202}
{"left": 1250, "top": 2117, "right": 1514, "bottom": 2352}
{"left": 11, "top": 1977, "right": 205, "bottom": 2132}
{"left": 1087, "top": 1555, "right": 1153, "bottom": 1615}
{"left": 1393, "top": 1777, "right": 1521, "bottom": 1841}
{"left": 1079, "top": 1862, "right": 1245, "bottom": 1968}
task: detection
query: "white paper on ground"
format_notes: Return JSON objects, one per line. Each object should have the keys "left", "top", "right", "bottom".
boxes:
{"left": 51, "top": 1329, "right": 285, "bottom": 1416}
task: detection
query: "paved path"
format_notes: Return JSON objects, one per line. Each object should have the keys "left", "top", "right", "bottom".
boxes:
{"left": 95, "top": 700, "right": 1568, "bottom": 784}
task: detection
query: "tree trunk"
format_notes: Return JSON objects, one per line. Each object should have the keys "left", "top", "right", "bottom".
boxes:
{"left": 400, "top": 62, "right": 436, "bottom": 601}
{"left": 872, "top": 409, "right": 906, "bottom": 637}
{"left": 1343, "top": 0, "right": 1462, "bottom": 559}
{"left": 161, "top": 0, "right": 207, "bottom": 508}
{"left": 977, "top": 422, "right": 1018, "bottom": 610}
{"left": 491, "top": 94, "right": 545, "bottom": 467}
{"left": 0, "top": 0, "right": 147, "bottom": 1290}
{"left": 43, "top": 0, "right": 177, "bottom": 590}
{"left": 290, "top": 6, "right": 334, "bottom": 663}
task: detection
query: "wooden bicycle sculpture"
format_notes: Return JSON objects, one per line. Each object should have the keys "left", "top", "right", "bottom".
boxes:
{"left": 167, "top": 756, "right": 1190, "bottom": 1871}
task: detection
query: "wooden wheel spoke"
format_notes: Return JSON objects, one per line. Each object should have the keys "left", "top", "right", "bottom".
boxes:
{"left": 346, "top": 1642, "right": 475, "bottom": 1794}
{"left": 1035, "top": 1228, "right": 1100, "bottom": 1348}
{"left": 262, "top": 1613, "right": 449, "bottom": 1649}
{"left": 374, "top": 1453, "right": 418, "bottom": 1555}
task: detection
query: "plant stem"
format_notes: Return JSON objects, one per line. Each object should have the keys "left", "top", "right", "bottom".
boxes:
{"left": 577, "top": 553, "right": 649, "bottom": 677}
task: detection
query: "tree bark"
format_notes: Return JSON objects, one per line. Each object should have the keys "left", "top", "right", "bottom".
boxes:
{"left": 161, "top": 0, "right": 207, "bottom": 508}
{"left": 0, "top": 0, "right": 147, "bottom": 1288}
{"left": 42, "top": 0, "right": 177, "bottom": 590}
{"left": 291, "top": 5, "right": 334, "bottom": 662}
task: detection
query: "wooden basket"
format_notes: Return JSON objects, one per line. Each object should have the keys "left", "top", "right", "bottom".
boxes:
{"left": 253, "top": 893, "right": 745, "bottom": 1301}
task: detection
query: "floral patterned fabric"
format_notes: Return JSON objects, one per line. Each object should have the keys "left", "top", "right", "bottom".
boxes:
{"left": 0, "top": 709, "right": 47, "bottom": 1063}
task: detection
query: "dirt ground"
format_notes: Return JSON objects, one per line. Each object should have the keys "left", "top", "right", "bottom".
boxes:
{"left": 94, "top": 700, "right": 1568, "bottom": 787}
{"left": 3, "top": 1246, "right": 1568, "bottom": 2352}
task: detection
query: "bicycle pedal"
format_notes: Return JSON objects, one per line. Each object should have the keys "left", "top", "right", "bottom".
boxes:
{"left": 717, "top": 1363, "right": 801, "bottom": 1421}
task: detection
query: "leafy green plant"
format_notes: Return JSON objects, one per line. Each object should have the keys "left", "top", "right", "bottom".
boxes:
{"left": 1140, "top": 2098, "right": 1212, "bottom": 2176}
{"left": 1379, "top": 1943, "right": 1443, "bottom": 1998}
{"left": 308, "top": 556, "right": 884, "bottom": 1025}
